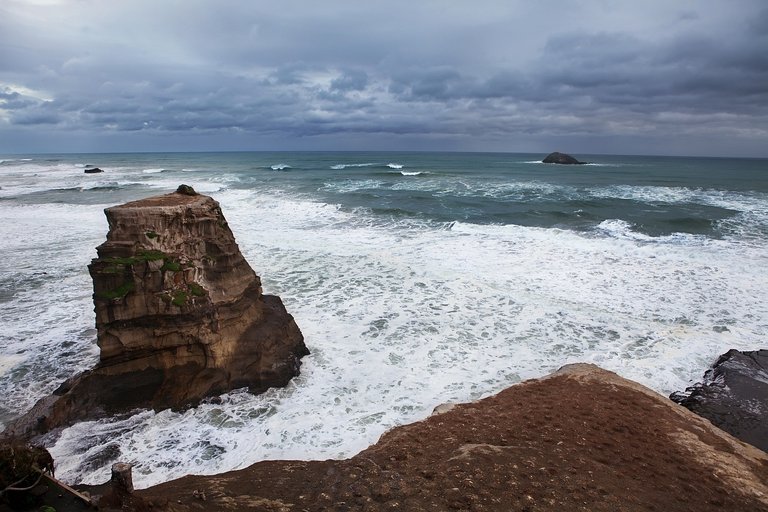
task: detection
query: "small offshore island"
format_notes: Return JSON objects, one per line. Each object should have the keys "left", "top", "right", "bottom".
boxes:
{"left": 541, "top": 152, "right": 587, "bottom": 165}
{"left": 1, "top": 186, "right": 767, "bottom": 512}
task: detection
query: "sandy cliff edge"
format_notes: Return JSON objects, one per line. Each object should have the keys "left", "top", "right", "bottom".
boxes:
{"left": 126, "top": 363, "right": 768, "bottom": 512}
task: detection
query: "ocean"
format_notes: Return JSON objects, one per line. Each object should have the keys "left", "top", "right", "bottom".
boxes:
{"left": 0, "top": 151, "right": 766, "bottom": 488}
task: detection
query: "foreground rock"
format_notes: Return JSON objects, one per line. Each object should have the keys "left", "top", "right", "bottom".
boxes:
{"left": 542, "top": 151, "right": 586, "bottom": 164}
{"left": 671, "top": 349, "right": 768, "bottom": 453}
{"left": 4, "top": 186, "right": 308, "bottom": 440}
{"left": 131, "top": 364, "right": 768, "bottom": 512}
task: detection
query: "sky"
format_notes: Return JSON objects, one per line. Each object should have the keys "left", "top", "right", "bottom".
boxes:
{"left": 1, "top": 0, "right": 767, "bottom": 157}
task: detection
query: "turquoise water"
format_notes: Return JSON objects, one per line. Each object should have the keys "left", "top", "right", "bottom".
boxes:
{"left": 4, "top": 152, "right": 767, "bottom": 238}
{"left": 0, "top": 151, "right": 766, "bottom": 487}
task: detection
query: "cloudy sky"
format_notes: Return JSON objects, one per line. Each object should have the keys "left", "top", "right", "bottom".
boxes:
{"left": 1, "top": 0, "right": 766, "bottom": 156}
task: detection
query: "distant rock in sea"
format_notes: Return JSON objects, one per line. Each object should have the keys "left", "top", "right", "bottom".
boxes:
{"left": 131, "top": 364, "right": 768, "bottom": 512}
{"left": 84, "top": 167, "right": 104, "bottom": 174}
{"left": 3, "top": 185, "right": 308, "bottom": 440}
{"left": 542, "top": 152, "right": 586, "bottom": 165}
{"left": 671, "top": 348, "right": 768, "bottom": 452}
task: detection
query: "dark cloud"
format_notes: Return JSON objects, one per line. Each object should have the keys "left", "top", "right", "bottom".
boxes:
{"left": 0, "top": 0, "right": 766, "bottom": 156}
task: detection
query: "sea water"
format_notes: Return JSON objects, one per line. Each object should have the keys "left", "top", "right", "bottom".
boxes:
{"left": 0, "top": 152, "right": 766, "bottom": 487}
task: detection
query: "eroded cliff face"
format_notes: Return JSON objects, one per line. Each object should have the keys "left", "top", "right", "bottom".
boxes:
{"left": 5, "top": 187, "right": 308, "bottom": 438}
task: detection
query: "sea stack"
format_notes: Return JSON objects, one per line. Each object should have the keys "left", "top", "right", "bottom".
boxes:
{"left": 5, "top": 185, "right": 308, "bottom": 439}
{"left": 542, "top": 152, "right": 586, "bottom": 164}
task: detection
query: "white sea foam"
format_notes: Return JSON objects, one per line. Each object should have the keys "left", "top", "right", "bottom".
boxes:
{"left": 321, "top": 179, "right": 386, "bottom": 194}
{"left": 592, "top": 185, "right": 700, "bottom": 205}
{"left": 142, "top": 168, "right": 166, "bottom": 174}
{"left": 0, "top": 162, "right": 154, "bottom": 199}
{"left": 270, "top": 164, "right": 291, "bottom": 171}
{"left": 0, "top": 355, "right": 24, "bottom": 377}
{"left": 330, "top": 163, "right": 378, "bottom": 170}
{"left": 387, "top": 163, "right": 403, "bottom": 169}
{"left": 0, "top": 202, "right": 104, "bottom": 423}
{"left": 400, "top": 171, "right": 422, "bottom": 176}
{"left": 33, "top": 188, "right": 767, "bottom": 488}
{"left": 596, "top": 219, "right": 651, "bottom": 241}
{"left": 592, "top": 186, "right": 768, "bottom": 242}
{"left": 3, "top": 159, "right": 767, "bottom": 489}
{"left": 388, "top": 176, "right": 562, "bottom": 201}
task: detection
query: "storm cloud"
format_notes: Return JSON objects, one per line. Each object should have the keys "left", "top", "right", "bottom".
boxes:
{"left": 1, "top": 0, "right": 766, "bottom": 156}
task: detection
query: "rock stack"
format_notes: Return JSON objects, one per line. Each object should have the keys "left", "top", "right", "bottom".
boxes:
{"left": 5, "top": 186, "right": 308, "bottom": 439}
{"left": 541, "top": 152, "right": 587, "bottom": 164}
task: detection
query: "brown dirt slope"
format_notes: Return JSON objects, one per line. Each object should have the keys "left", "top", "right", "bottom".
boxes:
{"left": 135, "top": 364, "right": 768, "bottom": 512}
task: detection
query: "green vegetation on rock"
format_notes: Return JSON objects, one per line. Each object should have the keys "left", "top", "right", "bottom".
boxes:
{"left": 104, "top": 249, "right": 167, "bottom": 267}
{"left": 138, "top": 249, "right": 167, "bottom": 261}
{"left": 171, "top": 290, "right": 188, "bottom": 306}
{"left": 97, "top": 281, "right": 135, "bottom": 300}
{"left": 161, "top": 260, "right": 182, "bottom": 272}
{"left": 189, "top": 282, "right": 206, "bottom": 297}
{"left": 102, "top": 250, "right": 191, "bottom": 274}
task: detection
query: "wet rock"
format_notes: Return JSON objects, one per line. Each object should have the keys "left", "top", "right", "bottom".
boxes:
{"left": 84, "top": 167, "right": 104, "bottom": 174}
{"left": 175, "top": 184, "right": 197, "bottom": 195}
{"left": 81, "top": 443, "right": 121, "bottom": 473}
{"left": 670, "top": 349, "right": 768, "bottom": 452}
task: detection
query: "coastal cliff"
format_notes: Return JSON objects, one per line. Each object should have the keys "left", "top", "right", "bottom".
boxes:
{"left": 129, "top": 364, "right": 768, "bottom": 512}
{"left": 4, "top": 186, "right": 308, "bottom": 439}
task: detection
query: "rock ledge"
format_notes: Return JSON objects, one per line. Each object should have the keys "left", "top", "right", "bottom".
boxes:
{"left": 671, "top": 349, "right": 768, "bottom": 452}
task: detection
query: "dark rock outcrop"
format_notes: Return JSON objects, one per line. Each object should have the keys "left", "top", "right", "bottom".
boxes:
{"left": 671, "top": 349, "right": 768, "bottom": 452}
{"left": 542, "top": 151, "right": 586, "bottom": 164}
{"left": 84, "top": 167, "right": 104, "bottom": 174}
{"left": 4, "top": 186, "right": 308, "bottom": 440}
{"left": 134, "top": 364, "right": 768, "bottom": 512}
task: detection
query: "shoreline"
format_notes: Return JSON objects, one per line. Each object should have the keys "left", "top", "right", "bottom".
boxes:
{"left": 1, "top": 153, "right": 766, "bottom": 489}
{"left": 80, "top": 363, "right": 768, "bottom": 511}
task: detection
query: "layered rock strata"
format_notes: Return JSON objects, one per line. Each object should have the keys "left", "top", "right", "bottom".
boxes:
{"left": 132, "top": 364, "right": 768, "bottom": 512}
{"left": 5, "top": 186, "right": 308, "bottom": 439}
{"left": 671, "top": 349, "right": 768, "bottom": 452}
